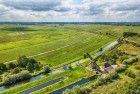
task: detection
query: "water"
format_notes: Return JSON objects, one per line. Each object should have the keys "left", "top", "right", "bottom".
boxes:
{"left": 0, "top": 41, "right": 118, "bottom": 92}
{"left": 20, "top": 76, "right": 65, "bottom": 94}
{"left": 0, "top": 86, "right": 5, "bottom": 91}
{"left": 0, "top": 74, "right": 44, "bottom": 91}
{"left": 30, "top": 74, "right": 44, "bottom": 81}
{"left": 51, "top": 75, "right": 97, "bottom": 94}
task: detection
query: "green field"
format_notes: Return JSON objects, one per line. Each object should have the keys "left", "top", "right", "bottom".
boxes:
{"left": 0, "top": 24, "right": 139, "bottom": 94}
{"left": 1, "top": 67, "right": 94, "bottom": 94}
{"left": 0, "top": 25, "right": 113, "bottom": 67}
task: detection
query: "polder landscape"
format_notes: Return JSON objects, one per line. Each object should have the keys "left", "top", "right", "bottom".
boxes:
{"left": 0, "top": 22, "right": 139, "bottom": 94}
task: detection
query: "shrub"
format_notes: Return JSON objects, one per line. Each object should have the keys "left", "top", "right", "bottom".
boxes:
{"left": 7, "top": 63, "right": 16, "bottom": 69}
{"left": 84, "top": 53, "right": 88, "bottom": 59}
{"left": 63, "top": 86, "right": 91, "bottom": 94}
{"left": 94, "top": 77, "right": 108, "bottom": 87}
{"left": 73, "top": 86, "right": 91, "bottom": 94}
{"left": 12, "top": 67, "right": 22, "bottom": 74}
{"left": 17, "top": 56, "right": 29, "bottom": 67}
{"left": 63, "top": 89, "right": 73, "bottom": 94}
{"left": 120, "top": 55, "right": 128, "bottom": 62}
{"left": 94, "top": 71, "right": 119, "bottom": 87}
{"left": 28, "top": 58, "right": 38, "bottom": 64}
{"left": 135, "top": 64, "right": 140, "bottom": 70}
{"left": 43, "top": 65, "right": 51, "bottom": 73}
{"left": 2, "top": 26, "right": 29, "bottom": 31}
{"left": 68, "top": 65, "right": 73, "bottom": 70}
{"left": 3, "top": 71, "right": 31, "bottom": 85}
{"left": 0, "top": 70, "right": 2, "bottom": 75}
{"left": 123, "top": 32, "right": 138, "bottom": 38}
{"left": 123, "top": 57, "right": 138, "bottom": 65}
{"left": 34, "top": 63, "right": 40, "bottom": 70}
{"left": 26, "top": 63, "right": 34, "bottom": 72}
{"left": 109, "top": 71, "right": 119, "bottom": 79}
{"left": 17, "top": 56, "right": 40, "bottom": 72}
{"left": 127, "top": 77, "right": 140, "bottom": 94}
{"left": 115, "top": 65, "right": 127, "bottom": 73}
{"left": 0, "top": 63, "right": 7, "bottom": 71}
{"left": 81, "top": 86, "right": 92, "bottom": 94}
{"left": 125, "top": 69, "right": 136, "bottom": 78}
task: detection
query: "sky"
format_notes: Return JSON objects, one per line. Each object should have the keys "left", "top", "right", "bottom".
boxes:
{"left": 0, "top": 0, "right": 140, "bottom": 22}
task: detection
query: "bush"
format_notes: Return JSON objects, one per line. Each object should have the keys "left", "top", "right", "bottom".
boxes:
{"left": 135, "top": 64, "right": 140, "bottom": 70}
{"left": 125, "top": 69, "right": 136, "bottom": 78}
{"left": 94, "top": 71, "right": 119, "bottom": 87}
{"left": 3, "top": 71, "right": 31, "bottom": 85}
{"left": 123, "top": 32, "right": 138, "bottom": 38}
{"left": 2, "top": 26, "right": 30, "bottom": 31}
{"left": 17, "top": 56, "right": 29, "bottom": 68}
{"left": 0, "top": 70, "right": 2, "bottom": 75}
{"left": 63, "top": 86, "right": 91, "bottom": 94}
{"left": 68, "top": 65, "right": 73, "bottom": 70}
{"left": 63, "top": 89, "right": 73, "bottom": 94}
{"left": 127, "top": 77, "right": 140, "bottom": 94}
{"left": 115, "top": 65, "right": 127, "bottom": 73}
{"left": 7, "top": 63, "right": 16, "bottom": 69}
{"left": 17, "top": 56, "right": 40, "bottom": 72}
{"left": 28, "top": 58, "right": 38, "bottom": 64}
{"left": 109, "top": 71, "right": 119, "bottom": 79}
{"left": 43, "top": 65, "right": 51, "bottom": 73}
{"left": 26, "top": 63, "right": 34, "bottom": 72}
{"left": 0, "top": 63, "right": 7, "bottom": 71}
{"left": 12, "top": 67, "right": 22, "bottom": 74}
{"left": 123, "top": 57, "right": 138, "bottom": 65}
{"left": 34, "top": 63, "right": 40, "bottom": 70}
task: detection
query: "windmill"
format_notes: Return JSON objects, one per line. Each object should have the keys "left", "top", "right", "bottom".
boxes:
{"left": 84, "top": 53, "right": 102, "bottom": 73}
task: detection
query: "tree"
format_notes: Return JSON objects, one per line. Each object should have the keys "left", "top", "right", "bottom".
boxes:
{"left": 26, "top": 63, "right": 34, "bottom": 72}
{"left": 68, "top": 65, "right": 73, "bottom": 70}
{"left": 0, "top": 63, "right": 7, "bottom": 71}
{"left": 7, "top": 63, "right": 16, "bottom": 69}
{"left": 12, "top": 67, "right": 22, "bottom": 74}
{"left": 34, "top": 63, "right": 40, "bottom": 70}
{"left": 28, "top": 58, "right": 38, "bottom": 64}
{"left": 3, "top": 71, "right": 31, "bottom": 85}
{"left": 127, "top": 77, "right": 140, "bottom": 94}
{"left": 123, "top": 32, "right": 138, "bottom": 38}
{"left": 17, "top": 56, "right": 29, "bottom": 68}
{"left": 44, "top": 65, "right": 51, "bottom": 73}
{"left": 17, "top": 56, "right": 40, "bottom": 72}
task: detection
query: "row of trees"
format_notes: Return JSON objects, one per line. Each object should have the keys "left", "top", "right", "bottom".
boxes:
{"left": 1, "top": 55, "right": 51, "bottom": 85}
{"left": 0, "top": 56, "right": 41, "bottom": 74}
{"left": 0, "top": 63, "right": 17, "bottom": 74}
{"left": 2, "top": 26, "right": 29, "bottom": 31}
{"left": 123, "top": 32, "right": 139, "bottom": 38}
{"left": 3, "top": 71, "right": 31, "bottom": 85}
{"left": 17, "top": 56, "right": 41, "bottom": 72}
{"left": 123, "top": 57, "right": 139, "bottom": 65}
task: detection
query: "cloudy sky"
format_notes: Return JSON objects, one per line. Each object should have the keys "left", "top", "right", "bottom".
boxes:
{"left": 0, "top": 0, "right": 140, "bottom": 22}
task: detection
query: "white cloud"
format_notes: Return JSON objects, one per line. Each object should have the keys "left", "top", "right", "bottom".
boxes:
{"left": 0, "top": 0, "right": 139, "bottom": 22}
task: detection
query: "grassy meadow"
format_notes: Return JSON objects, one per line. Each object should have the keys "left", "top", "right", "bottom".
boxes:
{"left": 0, "top": 24, "right": 139, "bottom": 94}
{"left": 0, "top": 25, "right": 113, "bottom": 67}
{"left": 1, "top": 67, "right": 94, "bottom": 94}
